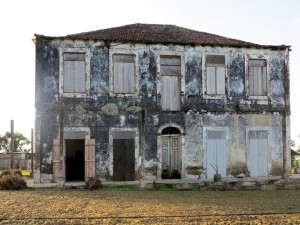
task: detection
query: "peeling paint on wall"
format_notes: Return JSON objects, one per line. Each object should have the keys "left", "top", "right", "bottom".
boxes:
{"left": 34, "top": 36, "right": 290, "bottom": 183}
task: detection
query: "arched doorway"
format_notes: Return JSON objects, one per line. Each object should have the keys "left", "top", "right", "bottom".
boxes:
{"left": 158, "top": 124, "right": 183, "bottom": 179}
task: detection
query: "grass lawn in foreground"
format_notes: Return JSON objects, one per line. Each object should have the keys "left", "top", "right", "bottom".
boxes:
{"left": 0, "top": 189, "right": 299, "bottom": 224}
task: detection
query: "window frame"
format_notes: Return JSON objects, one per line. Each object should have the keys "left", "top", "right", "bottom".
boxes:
{"left": 59, "top": 48, "right": 90, "bottom": 98}
{"left": 203, "top": 126, "right": 230, "bottom": 179}
{"left": 245, "top": 54, "right": 270, "bottom": 100}
{"left": 109, "top": 50, "right": 139, "bottom": 97}
{"left": 157, "top": 52, "right": 185, "bottom": 111}
{"left": 246, "top": 126, "right": 270, "bottom": 177}
{"left": 202, "top": 53, "right": 228, "bottom": 99}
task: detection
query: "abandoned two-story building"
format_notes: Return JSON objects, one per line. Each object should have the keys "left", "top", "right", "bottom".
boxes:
{"left": 34, "top": 23, "right": 291, "bottom": 184}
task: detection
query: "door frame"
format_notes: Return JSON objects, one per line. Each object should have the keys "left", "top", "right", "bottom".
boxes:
{"left": 203, "top": 126, "right": 230, "bottom": 179}
{"left": 108, "top": 127, "right": 139, "bottom": 181}
{"left": 157, "top": 123, "right": 185, "bottom": 179}
{"left": 246, "top": 126, "right": 270, "bottom": 177}
{"left": 53, "top": 127, "right": 91, "bottom": 183}
{"left": 161, "top": 134, "right": 181, "bottom": 178}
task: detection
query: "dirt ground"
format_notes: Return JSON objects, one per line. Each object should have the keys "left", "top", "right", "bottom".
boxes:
{"left": 0, "top": 189, "right": 300, "bottom": 224}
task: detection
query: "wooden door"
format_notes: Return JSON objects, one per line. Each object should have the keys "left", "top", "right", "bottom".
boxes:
{"left": 52, "top": 139, "right": 60, "bottom": 182}
{"left": 53, "top": 139, "right": 95, "bottom": 183}
{"left": 248, "top": 131, "right": 268, "bottom": 177}
{"left": 206, "top": 130, "right": 227, "bottom": 179}
{"left": 113, "top": 139, "right": 135, "bottom": 181}
{"left": 85, "top": 139, "right": 95, "bottom": 181}
{"left": 161, "top": 136, "right": 181, "bottom": 179}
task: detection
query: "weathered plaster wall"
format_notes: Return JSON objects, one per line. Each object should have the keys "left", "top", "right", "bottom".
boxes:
{"left": 35, "top": 37, "right": 288, "bottom": 182}
{"left": 183, "top": 113, "right": 284, "bottom": 178}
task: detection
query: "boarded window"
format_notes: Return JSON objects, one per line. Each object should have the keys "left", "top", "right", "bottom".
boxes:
{"left": 205, "top": 55, "right": 225, "bottom": 95}
{"left": 113, "top": 54, "right": 135, "bottom": 94}
{"left": 248, "top": 59, "right": 267, "bottom": 96}
{"left": 160, "top": 56, "right": 181, "bottom": 111}
{"left": 63, "top": 53, "right": 86, "bottom": 93}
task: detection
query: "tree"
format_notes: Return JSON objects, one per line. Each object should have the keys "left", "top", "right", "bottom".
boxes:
{"left": 290, "top": 140, "right": 296, "bottom": 148}
{"left": 0, "top": 132, "right": 30, "bottom": 153}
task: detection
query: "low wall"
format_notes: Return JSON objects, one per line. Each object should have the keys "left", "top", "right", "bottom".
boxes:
{"left": 0, "top": 154, "right": 31, "bottom": 170}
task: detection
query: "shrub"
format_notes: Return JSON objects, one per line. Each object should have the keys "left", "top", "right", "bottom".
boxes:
{"left": 0, "top": 169, "right": 27, "bottom": 190}
{"left": 0, "top": 169, "right": 23, "bottom": 178}
{"left": 85, "top": 177, "right": 102, "bottom": 190}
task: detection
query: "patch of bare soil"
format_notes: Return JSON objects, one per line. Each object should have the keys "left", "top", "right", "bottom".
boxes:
{"left": 0, "top": 189, "right": 299, "bottom": 224}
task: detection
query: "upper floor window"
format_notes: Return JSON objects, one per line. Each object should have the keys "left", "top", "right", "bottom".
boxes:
{"left": 246, "top": 54, "right": 269, "bottom": 100}
{"left": 160, "top": 55, "right": 182, "bottom": 111}
{"left": 112, "top": 54, "right": 135, "bottom": 94}
{"left": 203, "top": 54, "right": 227, "bottom": 99}
{"left": 59, "top": 49, "right": 90, "bottom": 97}
{"left": 248, "top": 59, "right": 267, "bottom": 96}
{"left": 63, "top": 53, "right": 86, "bottom": 93}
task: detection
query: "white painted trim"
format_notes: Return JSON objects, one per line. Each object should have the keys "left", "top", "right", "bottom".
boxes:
{"left": 157, "top": 122, "right": 185, "bottom": 134}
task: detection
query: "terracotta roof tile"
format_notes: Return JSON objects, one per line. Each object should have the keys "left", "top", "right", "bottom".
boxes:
{"left": 35, "top": 23, "right": 290, "bottom": 50}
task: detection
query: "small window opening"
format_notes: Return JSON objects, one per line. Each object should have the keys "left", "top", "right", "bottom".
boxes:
{"left": 161, "top": 127, "right": 180, "bottom": 135}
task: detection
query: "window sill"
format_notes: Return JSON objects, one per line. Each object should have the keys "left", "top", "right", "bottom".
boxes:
{"left": 247, "top": 96, "right": 269, "bottom": 104}
{"left": 110, "top": 92, "right": 139, "bottom": 98}
{"left": 203, "top": 94, "right": 228, "bottom": 100}
{"left": 60, "top": 93, "right": 88, "bottom": 98}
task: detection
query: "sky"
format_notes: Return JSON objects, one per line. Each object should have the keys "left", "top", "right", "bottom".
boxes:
{"left": 0, "top": 0, "right": 300, "bottom": 147}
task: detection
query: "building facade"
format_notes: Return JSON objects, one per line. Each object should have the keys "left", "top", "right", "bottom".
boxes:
{"left": 34, "top": 24, "right": 291, "bottom": 183}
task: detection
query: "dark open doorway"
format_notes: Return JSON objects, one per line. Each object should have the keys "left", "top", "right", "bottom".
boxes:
{"left": 65, "top": 139, "right": 85, "bottom": 181}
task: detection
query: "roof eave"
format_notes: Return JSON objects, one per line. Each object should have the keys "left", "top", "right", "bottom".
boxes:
{"left": 34, "top": 34, "right": 290, "bottom": 50}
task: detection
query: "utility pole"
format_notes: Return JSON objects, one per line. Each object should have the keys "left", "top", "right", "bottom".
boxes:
{"left": 10, "top": 120, "right": 14, "bottom": 169}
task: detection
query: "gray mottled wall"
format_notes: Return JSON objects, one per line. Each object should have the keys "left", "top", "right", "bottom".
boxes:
{"left": 35, "top": 37, "right": 288, "bottom": 182}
